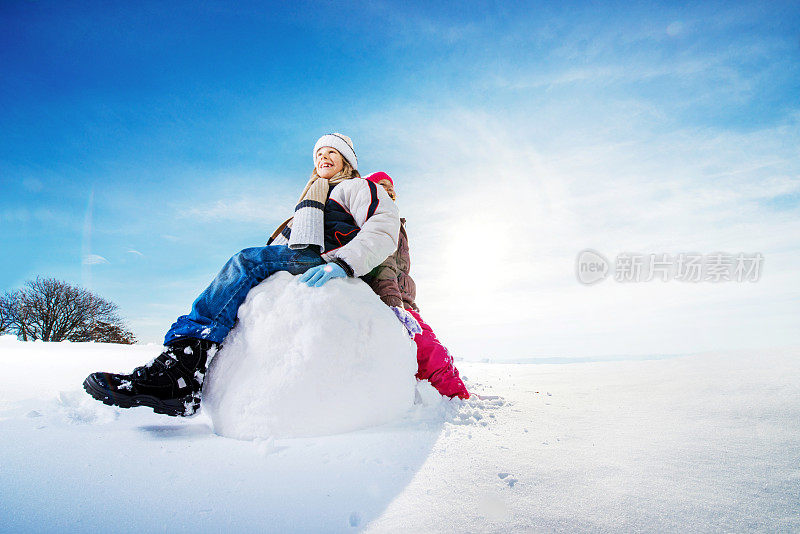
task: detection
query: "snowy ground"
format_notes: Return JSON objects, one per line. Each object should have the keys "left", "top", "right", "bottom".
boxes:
{"left": 0, "top": 337, "right": 798, "bottom": 533}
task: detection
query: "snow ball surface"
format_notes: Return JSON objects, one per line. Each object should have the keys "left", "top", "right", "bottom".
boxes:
{"left": 203, "top": 272, "right": 418, "bottom": 440}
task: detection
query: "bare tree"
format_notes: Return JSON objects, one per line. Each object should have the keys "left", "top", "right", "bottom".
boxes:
{"left": 1, "top": 289, "right": 35, "bottom": 341}
{"left": 68, "top": 320, "right": 138, "bottom": 344}
{"left": 1, "top": 277, "right": 136, "bottom": 344}
{"left": 0, "top": 294, "right": 12, "bottom": 335}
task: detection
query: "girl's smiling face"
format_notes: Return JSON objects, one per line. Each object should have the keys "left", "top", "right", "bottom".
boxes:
{"left": 315, "top": 147, "right": 344, "bottom": 179}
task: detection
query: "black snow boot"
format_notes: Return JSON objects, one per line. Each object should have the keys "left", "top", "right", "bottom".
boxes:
{"left": 83, "top": 338, "right": 218, "bottom": 417}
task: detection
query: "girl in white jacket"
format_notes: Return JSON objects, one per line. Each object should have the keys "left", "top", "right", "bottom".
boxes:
{"left": 83, "top": 133, "right": 400, "bottom": 417}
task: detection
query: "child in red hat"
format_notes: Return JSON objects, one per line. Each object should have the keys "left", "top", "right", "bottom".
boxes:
{"left": 364, "top": 172, "right": 470, "bottom": 399}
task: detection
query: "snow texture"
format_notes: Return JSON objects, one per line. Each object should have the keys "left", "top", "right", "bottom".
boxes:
{"left": 203, "top": 272, "right": 419, "bottom": 440}
{"left": 0, "top": 335, "right": 798, "bottom": 532}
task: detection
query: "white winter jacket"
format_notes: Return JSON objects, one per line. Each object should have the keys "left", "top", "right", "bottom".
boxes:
{"left": 271, "top": 178, "right": 400, "bottom": 278}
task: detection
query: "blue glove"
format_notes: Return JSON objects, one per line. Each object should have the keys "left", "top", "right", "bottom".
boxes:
{"left": 299, "top": 263, "right": 347, "bottom": 287}
{"left": 391, "top": 306, "right": 423, "bottom": 338}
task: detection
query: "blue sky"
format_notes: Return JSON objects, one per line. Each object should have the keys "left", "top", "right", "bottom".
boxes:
{"left": 2, "top": 1, "right": 799, "bottom": 358}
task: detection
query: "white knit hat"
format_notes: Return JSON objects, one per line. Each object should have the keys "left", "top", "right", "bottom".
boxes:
{"left": 313, "top": 133, "right": 358, "bottom": 171}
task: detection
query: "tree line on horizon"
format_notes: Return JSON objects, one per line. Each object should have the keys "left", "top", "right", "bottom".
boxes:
{"left": 0, "top": 277, "right": 136, "bottom": 344}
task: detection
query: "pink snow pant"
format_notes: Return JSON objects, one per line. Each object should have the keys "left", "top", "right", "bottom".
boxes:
{"left": 407, "top": 309, "right": 469, "bottom": 399}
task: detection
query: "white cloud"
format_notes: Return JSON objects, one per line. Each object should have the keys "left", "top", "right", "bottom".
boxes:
{"left": 1, "top": 208, "right": 58, "bottom": 223}
{"left": 666, "top": 21, "right": 684, "bottom": 37}
{"left": 352, "top": 101, "right": 800, "bottom": 360}
{"left": 83, "top": 254, "right": 109, "bottom": 265}
{"left": 175, "top": 172, "right": 300, "bottom": 226}
{"left": 184, "top": 196, "right": 294, "bottom": 224}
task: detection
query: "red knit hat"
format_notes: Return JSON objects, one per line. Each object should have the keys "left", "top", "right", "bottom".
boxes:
{"left": 365, "top": 171, "right": 393, "bottom": 186}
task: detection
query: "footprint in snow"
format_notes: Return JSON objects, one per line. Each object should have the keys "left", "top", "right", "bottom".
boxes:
{"left": 57, "top": 390, "right": 118, "bottom": 424}
{"left": 498, "top": 472, "right": 519, "bottom": 488}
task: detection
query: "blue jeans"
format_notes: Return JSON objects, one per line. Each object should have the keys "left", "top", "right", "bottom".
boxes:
{"left": 164, "top": 245, "right": 324, "bottom": 345}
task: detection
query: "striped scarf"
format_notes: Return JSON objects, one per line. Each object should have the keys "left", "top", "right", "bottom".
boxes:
{"left": 268, "top": 174, "right": 351, "bottom": 249}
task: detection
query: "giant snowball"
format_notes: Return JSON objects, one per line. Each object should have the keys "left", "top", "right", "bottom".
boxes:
{"left": 202, "top": 271, "right": 418, "bottom": 440}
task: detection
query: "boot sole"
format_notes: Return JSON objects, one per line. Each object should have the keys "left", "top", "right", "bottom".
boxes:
{"left": 82, "top": 375, "right": 200, "bottom": 417}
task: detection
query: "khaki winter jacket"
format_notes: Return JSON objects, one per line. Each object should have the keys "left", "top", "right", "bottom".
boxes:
{"left": 364, "top": 219, "right": 418, "bottom": 311}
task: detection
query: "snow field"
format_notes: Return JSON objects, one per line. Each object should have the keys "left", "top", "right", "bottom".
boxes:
{"left": 0, "top": 335, "right": 797, "bottom": 532}
{"left": 365, "top": 351, "right": 800, "bottom": 532}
